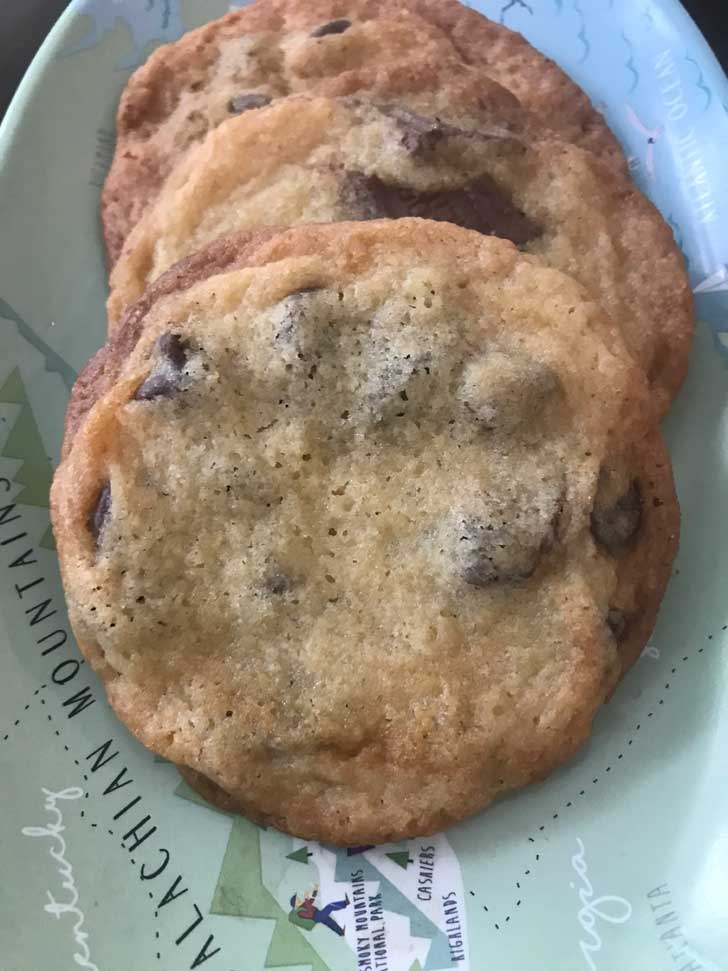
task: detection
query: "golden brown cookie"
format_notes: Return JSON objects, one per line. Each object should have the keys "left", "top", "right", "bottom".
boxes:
{"left": 52, "top": 220, "right": 678, "bottom": 843}
{"left": 107, "top": 95, "right": 692, "bottom": 413}
{"left": 101, "top": 0, "right": 625, "bottom": 264}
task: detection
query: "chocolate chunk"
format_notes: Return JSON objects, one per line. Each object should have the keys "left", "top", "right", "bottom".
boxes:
{"left": 310, "top": 18, "right": 351, "bottom": 36}
{"left": 157, "top": 333, "right": 187, "bottom": 369}
{"left": 380, "top": 105, "right": 524, "bottom": 157}
{"left": 89, "top": 483, "right": 111, "bottom": 544}
{"left": 591, "top": 476, "right": 643, "bottom": 555}
{"left": 228, "top": 92, "right": 272, "bottom": 114}
{"left": 458, "top": 517, "right": 538, "bottom": 587}
{"left": 134, "top": 373, "right": 178, "bottom": 400}
{"left": 607, "top": 608, "right": 628, "bottom": 641}
{"left": 383, "top": 106, "right": 448, "bottom": 156}
{"left": 456, "top": 501, "right": 560, "bottom": 587}
{"left": 341, "top": 172, "right": 540, "bottom": 247}
{"left": 136, "top": 333, "right": 188, "bottom": 400}
{"left": 265, "top": 572, "right": 291, "bottom": 595}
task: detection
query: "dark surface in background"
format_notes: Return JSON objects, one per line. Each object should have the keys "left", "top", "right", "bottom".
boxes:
{"left": 0, "top": 0, "right": 726, "bottom": 122}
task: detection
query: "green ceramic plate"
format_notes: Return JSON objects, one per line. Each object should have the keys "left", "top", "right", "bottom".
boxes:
{"left": 1, "top": 2, "right": 727, "bottom": 969}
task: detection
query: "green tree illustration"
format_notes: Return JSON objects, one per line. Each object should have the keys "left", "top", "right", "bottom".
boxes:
{"left": 0, "top": 368, "right": 55, "bottom": 549}
{"left": 286, "top": 846, "right": 313, "bottom": 865}
{"left": 174, "top": 779, "right": 328, "bottom": 971}
{"left": 386, "top": 851, "right": 413, "bottom": 871}
{"left": 212, "top": 816, "right": 329, "bottom": 971}
{"left": 0, "top": 298, "right": 76, "bottom": 391}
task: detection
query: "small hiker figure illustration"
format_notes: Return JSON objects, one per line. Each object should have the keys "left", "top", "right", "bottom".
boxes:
{"left": 288, "top": 883, "right": 350, "bottom": 937}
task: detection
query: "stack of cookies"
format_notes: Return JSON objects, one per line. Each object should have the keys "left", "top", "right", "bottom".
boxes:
{"left": 51, "top": 0, "right": 691, "bottom": 844}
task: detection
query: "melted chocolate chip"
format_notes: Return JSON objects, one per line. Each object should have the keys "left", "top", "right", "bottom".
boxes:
{"left": 134, "top": 373, "right": 179, "bottom": 400}
{"left": 310, "top": 18, "right": 351, "bottom": 37}
{"left": 591, "top": 477, "right": 643, "bottom": 555}
{"left": 457, "top": 502, "right": 560, "bottom": 588}
{"left": 158, "top": 333, "right": 187, "bottom": 369}
{"left": 136, "top": 333, "right": 189, "bottom": 401}
{"left": 383, "top": 106, "right": 449, "bottom": 156}
{"left": 341, "top": 172, "right": 540, "bottom": 247}
{"left": 380, "top": 105, "right": 523, "bottom": 157}
{"left": 228, "top": 92, "right": 272, "bottom": 114}
{"left": 89, "top": 483, "right": 111, "bottom": 544}
{"left": 458, "top": 518, "right": 537, "bottom": 587}
{"left": 265, "top": 572, "right": 291, "bottom": 595}
{"left": 607, "top": 608, "right": 628, "bottom": 641}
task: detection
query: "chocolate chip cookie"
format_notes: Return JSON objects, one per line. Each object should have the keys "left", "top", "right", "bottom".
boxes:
{"left": 107, "top": 95, "right": 692, "bottom": 413}
{"left": 52, "top": 220, "right": 679, "bottom": 843}
{"left": 101, "top": 0, "right": 625, "bottom": 264}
